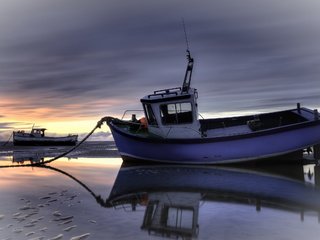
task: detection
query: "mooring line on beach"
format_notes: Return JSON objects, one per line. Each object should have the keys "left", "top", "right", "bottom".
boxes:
{"left": 0, "top": 162, "right": 109, "bottom": 207}
{"left": 0, "top": 116, "right": 110, "bottom": 168}
{"left": 1, "top": 133, "right": 13, "bottom": 147}
{"left": 40, "top": 164, "right": 109, "bottom": 207}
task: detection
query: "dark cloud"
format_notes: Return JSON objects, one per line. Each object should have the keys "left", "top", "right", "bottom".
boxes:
{"left": 0, "top": 122, "right": 32, "bottom": 130}
{"left": 0, "top": 0, "right": 320, "bottom": 124}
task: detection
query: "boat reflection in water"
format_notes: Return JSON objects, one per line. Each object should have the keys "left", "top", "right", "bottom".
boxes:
{"left": 11, "top": 148, "right": 75, "bottom": 164}
{"left": 106, "top": 162, "right": 320, "bottom": 239}
{"left": 7, "top": 151, "right": 320, "bottom": 239}
{"left": 12, "top": 150, "right": 45, "bottom": 164}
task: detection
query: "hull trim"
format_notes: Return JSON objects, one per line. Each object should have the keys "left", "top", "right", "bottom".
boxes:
{"left": 119, "top": 148, "right": 304, "bottom": 165}
{"left": 108, "top": 119, "right": 320, "bottom": 144}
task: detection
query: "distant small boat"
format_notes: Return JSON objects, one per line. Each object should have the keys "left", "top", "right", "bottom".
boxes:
{"left": 13, "top": 128, "right": 78, "bottom": 146}
{"left": 105, "top": 50, "right": 320, "bottom": 164}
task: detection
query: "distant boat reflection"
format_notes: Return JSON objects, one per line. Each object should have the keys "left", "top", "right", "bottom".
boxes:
{"left": 11, "top": 148, "right": 75, "bottom": 164}
{"left": 12, "top": 150, "right": 45, "bottom": 164}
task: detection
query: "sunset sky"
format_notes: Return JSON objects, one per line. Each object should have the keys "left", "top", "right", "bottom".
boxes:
{"left": 1, "top": 0, "right": 320, "bottom": 141}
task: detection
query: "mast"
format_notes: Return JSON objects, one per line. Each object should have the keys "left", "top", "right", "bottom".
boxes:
{"left": 181, "top": 19, "right": 194, "bottom": 93}
{"left": 182, "top": 50, "right": 194, "bottom": 93}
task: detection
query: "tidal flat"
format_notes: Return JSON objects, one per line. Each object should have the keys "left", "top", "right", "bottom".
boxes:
{"left": 0, "top": 142, "right": 320, "bottom": 240}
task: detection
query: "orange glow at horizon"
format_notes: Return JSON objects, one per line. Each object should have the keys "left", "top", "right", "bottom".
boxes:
{"left": 0, "top": 96, "right": 130, "bottom": 139}
{"left": 0, "top": 157, "right": 122, "bottom": 191}
{"left": 0, "top": 96, "right": 126, "bottom": 120}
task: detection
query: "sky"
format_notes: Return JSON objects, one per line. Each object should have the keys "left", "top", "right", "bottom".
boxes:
{"left": 1, "top": 0, "right": 320, "bottom": 140}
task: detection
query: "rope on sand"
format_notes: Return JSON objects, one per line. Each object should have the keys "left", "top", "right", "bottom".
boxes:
{"left": 1, "top": 133, "right": 13, "bottom": 146}
{"left": 0, "top": 116, "right": 111, "bottom": 168}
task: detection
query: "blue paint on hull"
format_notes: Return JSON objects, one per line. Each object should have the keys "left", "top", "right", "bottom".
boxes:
{"left": 109, "top": 123, "right": 320, "bottom": 164}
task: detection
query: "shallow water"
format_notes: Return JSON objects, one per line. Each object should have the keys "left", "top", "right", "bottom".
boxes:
{"left": 0, "top": 142, "right": 320, "bottom": 240}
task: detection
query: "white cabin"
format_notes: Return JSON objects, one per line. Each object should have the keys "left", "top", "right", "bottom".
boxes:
{"left": 141, "top": 192, "right": 200, "bottom": 238}
{"left": 140, "top": 87, "right": 201, "bottom": 138}
{"left": 140, "top": 50, "right": 201, "bottom": 139}
{"left": 31, "top": 128, "right": 46, "bottom": 137}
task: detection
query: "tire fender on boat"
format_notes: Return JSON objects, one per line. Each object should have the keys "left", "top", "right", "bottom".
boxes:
{"left": 139, "top": 117, "right": 148, "bottom": 129}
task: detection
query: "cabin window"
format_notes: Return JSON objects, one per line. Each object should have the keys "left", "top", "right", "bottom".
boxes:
{"left": 143, "top": 104, "right": 158, "bottom": 126}
{"left": 160, "top": 102, "right": 193, "bottom": 125}
{"left": 142, "top": 201, "right": 158, "bottom": 227}
{"left": 165, "top": 207, "right": 194, "bottom": 230}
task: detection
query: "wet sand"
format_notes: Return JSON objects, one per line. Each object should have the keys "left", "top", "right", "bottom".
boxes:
{"left": 0, "top": 142, "right": 127, "bottom": 240}
{"left": 1, "top": 142, "right": 320, "bottom": 240}
{"left": 0, "top": 141, "right": 120, "bottom": 160}
{"left": 0, "top": 149, "right": 143, "bottom": 240}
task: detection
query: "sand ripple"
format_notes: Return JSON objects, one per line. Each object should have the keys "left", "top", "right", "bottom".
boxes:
{"left": 39, "top": 227, "right": 48, "bottom": 232}
{"left": 70, "top": 233, "right": 90, "bottom": 240}
{"left": 48, "top": 233, "right": 63, "bottom": 240}
{"left": 59, "top": 220, "right": 73, "bottom": 225}
{"left": 3, "top": 189, "right": 94, "bottom": 240}
{"left": 24, "top": 223, "right": 35, "bottom": 228}
{"left": 63, "top": 225, "right": 77, "bottom": 232}
{"left": 13, "top": 227, "right": 23, "bottom": 233}
{"left": 55, "top": 216, "right": 74, "bottom": 222}
{"left": 52, "top": 211, "right": 62, "bottom": 217}
{"left": 12, "top": 212, "right": 21, "bottom": 217}
{"left": 27, "top": 237, "right": 45, "bottom": 240}
{"left": 25, "top": 231, "right": 35, "bottom": 236}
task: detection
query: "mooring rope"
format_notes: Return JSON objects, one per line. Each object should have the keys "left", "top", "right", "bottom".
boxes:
{"left": 0, "top": 161, "right": 110, "bottom": 207}
{"left": 1, "top": 133, "right": 13, "bottom": 147}
{"left": 0, "top": 116, "right": 111, "bottom": 168}
{"left": 40, "top": 165, "right": 109, "bottom": 207}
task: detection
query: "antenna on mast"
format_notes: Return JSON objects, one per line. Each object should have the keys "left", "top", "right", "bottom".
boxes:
{"left": 182, "top": 18, "right": 190, "bottom": 52}
{"left": 181, "top": 18, "right": 194, "bottom": 93}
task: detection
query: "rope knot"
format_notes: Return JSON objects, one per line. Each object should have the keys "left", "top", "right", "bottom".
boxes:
{"left": 97, "top": 116, "right": 113, "bottom": 128}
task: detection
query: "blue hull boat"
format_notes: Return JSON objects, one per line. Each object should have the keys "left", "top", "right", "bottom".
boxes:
{"left": 105, "top": 51, "right": 320, "bottom": 164}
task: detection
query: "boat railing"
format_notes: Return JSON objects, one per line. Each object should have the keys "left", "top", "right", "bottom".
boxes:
{"left": 147, "top": 87, "right": 181, "bottom": 99}
{"left": 121, "top": 110, "right": 145, "bottom": 120}
{"left": 198, "top": 113, "right": 204, "bottom": 119}
{"left": 109, "top": 193, "right": 146, "bottom": 212}
{"left": 113, "top": 203, "right": 145, "bottom": 212}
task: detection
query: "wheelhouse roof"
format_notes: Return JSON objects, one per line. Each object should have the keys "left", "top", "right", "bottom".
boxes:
{"left": 140, "top": 87, "right": 193, "bottom": 104}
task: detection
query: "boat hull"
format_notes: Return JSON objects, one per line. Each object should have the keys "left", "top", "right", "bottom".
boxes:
{"left": 108, "top": 121, "right": 320, "bottom": 164}
{"left": 13, "top": 134, "right": 78, "bottom": 146}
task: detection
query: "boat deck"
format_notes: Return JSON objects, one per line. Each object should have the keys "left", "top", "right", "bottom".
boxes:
{"left": 293, "top": 108, "right": 317, "bottom": 121}
{"left": 112, "top": 108, "right": 318, "bottom": 140}
{"left": 206, "top": 125, "right": 252, "bottom": 138}
{"left": 199, "top": 108, "right": 312, "bottom": 137}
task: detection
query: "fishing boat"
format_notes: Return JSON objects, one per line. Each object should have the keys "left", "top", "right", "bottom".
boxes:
{"left": 104, "top": 50, "right": 320, "bottom": 164}
{"left": 13, "top": 128, "right": 78, "bottom": 146}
